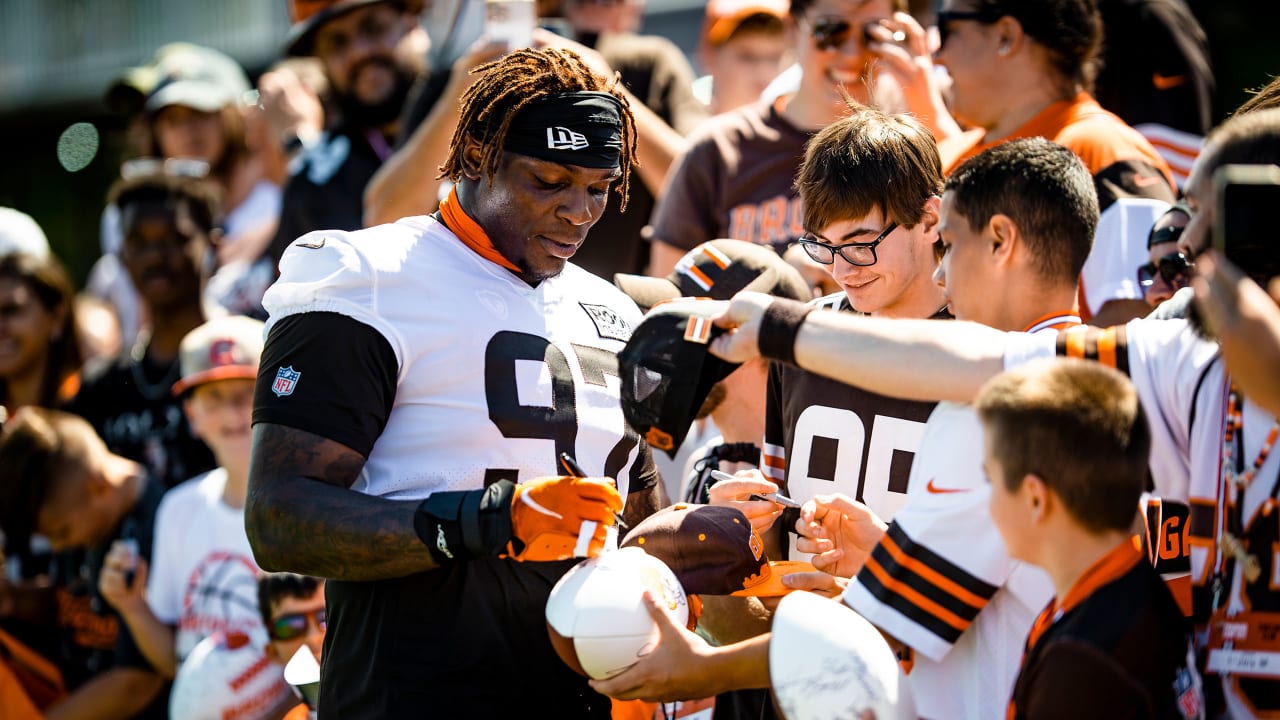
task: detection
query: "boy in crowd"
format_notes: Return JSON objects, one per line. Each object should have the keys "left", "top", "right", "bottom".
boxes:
{"left": 98, "top": 316, "right": 275, "bottom": 684}
{"left": 0, "top": 407, "right": 167, "bottom": 718}
{"left": 259, "top": 572, "right": 326, "bottom": 720}
{"left": 977, "top": 358, "right": 1201, "bottom": 719}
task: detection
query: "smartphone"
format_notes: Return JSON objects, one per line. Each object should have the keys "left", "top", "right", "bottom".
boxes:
{"left": 485, "top": 0, "right": 535, "bottom": 52}
{"left": 1212, "top": 163, "right": 1280, "bottom": 285}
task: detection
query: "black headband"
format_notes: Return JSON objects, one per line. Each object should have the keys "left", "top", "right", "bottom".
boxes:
{"left": 501, "top": 91, "right": 624, "bottom": 169}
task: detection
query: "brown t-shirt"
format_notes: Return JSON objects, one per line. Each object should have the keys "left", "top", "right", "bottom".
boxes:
{"left": 649, "top": 99, "right": 814, "bottom": 255}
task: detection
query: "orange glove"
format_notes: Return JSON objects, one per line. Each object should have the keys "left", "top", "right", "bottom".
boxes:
{"left": 505, "top": 476, "right": 624, "bottom": 562}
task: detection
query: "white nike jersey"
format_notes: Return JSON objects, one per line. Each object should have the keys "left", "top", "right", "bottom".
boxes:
{"left": 263, "top": 216, "right": 646, "bottom": 500}
{"left": 843, "top": 401, "right": 1053, "bottom": 720}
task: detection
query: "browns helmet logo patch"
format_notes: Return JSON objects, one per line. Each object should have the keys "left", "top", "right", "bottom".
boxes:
{"left": 580, "top": 303, "right": 631, "bottom": 342}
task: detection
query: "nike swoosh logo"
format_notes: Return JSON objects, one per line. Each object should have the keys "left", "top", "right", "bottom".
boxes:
{"left": 1132, "top": 174, "right": 1162, "bottom": 188}
{"left": 926, "top": 478, "right": 969, "bottom": 494}
{"left": 1152, "top": 73, "right": 1187, "bottom": 90}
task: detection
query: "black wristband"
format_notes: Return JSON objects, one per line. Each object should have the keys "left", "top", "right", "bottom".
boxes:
{"left": 414, "top": 480, "right": 517, "bottom": 563}
{"left": 757, "top": 299, "right": 814, "bottom": 366}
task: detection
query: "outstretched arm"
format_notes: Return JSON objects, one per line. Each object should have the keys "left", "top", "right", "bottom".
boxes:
{"left": 710, "top": 292, "right": 1008, "bottom": 403}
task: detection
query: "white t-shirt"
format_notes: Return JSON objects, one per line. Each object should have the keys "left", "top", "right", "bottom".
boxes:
{"left": 146, "top": 468, "right": 270, "bottom": 662}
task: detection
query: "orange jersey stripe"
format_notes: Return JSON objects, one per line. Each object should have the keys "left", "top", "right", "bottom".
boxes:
{"left": 881, "top": 533, "right": 991, "bottom": 611}
{"left": 863, "top": 556, "right": 970, "bottom": 632}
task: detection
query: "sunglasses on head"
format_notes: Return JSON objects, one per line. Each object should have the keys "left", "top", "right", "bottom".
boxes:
{"left": 936, "top": 7, "right": 1006, "bottom": 48}
{"left": 270, "top": 608, "right": 326, "bottom": 641}
{"left": 1147, "top": 223, "right": 1185, "bottom": 248}
{"left": 1137, "top": 252, "right": 1193, "bottom": 288}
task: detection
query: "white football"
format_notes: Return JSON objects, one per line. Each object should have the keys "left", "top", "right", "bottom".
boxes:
{"left": 770, "top": 591, "right": 916, "bottom": 720}
{"left": 545, "top": 546, "right": 689, "bottom": 680}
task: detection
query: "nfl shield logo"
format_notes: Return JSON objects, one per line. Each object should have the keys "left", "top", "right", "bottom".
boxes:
{"left": 272, "top": 366, "right": 301, "bottom": 397}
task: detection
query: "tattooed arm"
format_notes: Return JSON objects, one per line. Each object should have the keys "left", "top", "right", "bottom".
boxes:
{"left": 245, "top": 423, "right": 441, "bottom": 580}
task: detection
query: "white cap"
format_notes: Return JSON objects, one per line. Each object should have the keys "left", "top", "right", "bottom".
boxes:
{"left": 769, "top": 591, "right": 916, "bottom": 720}
{"left": 0, "top": 208, "right": 50, "bottom": 261}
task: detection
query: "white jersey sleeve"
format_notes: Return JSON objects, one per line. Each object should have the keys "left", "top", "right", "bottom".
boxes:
{"left": 1003, "top": 318, "right": 1221, "bottom": 504}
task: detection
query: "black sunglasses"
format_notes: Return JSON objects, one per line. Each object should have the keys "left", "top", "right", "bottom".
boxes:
{"left": 1147, "top": 223, "right": 1185, "bottom": 248}
{"left": 811, "top": 16, "right": 856, "bottom": 51}
{"left": 1137, "top": 252, "right": 1193, "bottom": 288}
{"left": 799, "top": 222, "right": 899, "bottom": 266}
{"left": 270, "top": 608, "right": 327, "bottom": 641}
{"left": 936, "top": 7, "right": 1006, "bottom": 48}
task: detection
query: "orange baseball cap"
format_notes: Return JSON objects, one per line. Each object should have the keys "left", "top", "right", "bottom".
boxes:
{"left": 702, "top": 0, "right": 790, "bottom": 48}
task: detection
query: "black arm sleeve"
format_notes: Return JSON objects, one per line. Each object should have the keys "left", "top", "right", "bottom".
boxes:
{"left": 252, "top": 312, "right": 398, "bottom": 457}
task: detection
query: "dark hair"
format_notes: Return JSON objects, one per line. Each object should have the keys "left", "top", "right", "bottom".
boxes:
{"left": 440, "top": 48, "right": 638, "bottom": 211}
{"left": 789, "top": 0, "right": 908, "bottom": 20}
{"left": 0, "top": 253, "right": 82, "bottom": 409}
{"left": 972, "top": 0, "right": 1102, "bottom": 91}
{"left": 1193, "top": 108, "right": 1280, "bottom": 286}
{"left": 0, "top": 407, "right": 97, "bottom": 552}
{"left": 796, "top": 105, "right": 942, "bottom": 233}
{"left": 977, "top": 358, "right": 1150, "bottom": 533}
{"left": 257, "top": 572, "right": 323, "bottom": 630}
{"left": 945, "top": 137, "right": 1097, "bottom": 287}
{"left": 108, "top": 171, "right": 223, "bottom": 235}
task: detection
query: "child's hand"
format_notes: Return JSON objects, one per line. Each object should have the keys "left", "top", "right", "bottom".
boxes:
{"left": 98, "top": 541, "right": 148, "bottom": 614}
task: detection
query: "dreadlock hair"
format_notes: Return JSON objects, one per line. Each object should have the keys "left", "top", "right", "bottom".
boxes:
{"left": 439, "top": 47, "right": 639, "bottom": 211}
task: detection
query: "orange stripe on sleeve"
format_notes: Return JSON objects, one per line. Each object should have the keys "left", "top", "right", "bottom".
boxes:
{"left": 863, "top": 557, "right": 971, "bottom": 632}
{"left": 881, "top": 534, "right": 990, "bottom": 611}
{"left": 1095, "top": 328, "right": 1118, "bottom": 368}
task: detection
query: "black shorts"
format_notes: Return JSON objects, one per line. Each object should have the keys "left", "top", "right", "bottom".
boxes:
{"left": 319, "top": 557, "right": 611, "bottom": 719}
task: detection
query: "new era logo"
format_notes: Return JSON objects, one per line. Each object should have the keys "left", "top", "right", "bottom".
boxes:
{"left": 546, "top": 126, "right": 589, "bottom": 151}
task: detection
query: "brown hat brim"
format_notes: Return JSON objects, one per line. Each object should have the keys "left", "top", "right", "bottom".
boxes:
{"left": 285, "top": 0, "right": 394, "bottom": 56}
{"left": 613, "top": 273, "right": 682, "bottom": 313}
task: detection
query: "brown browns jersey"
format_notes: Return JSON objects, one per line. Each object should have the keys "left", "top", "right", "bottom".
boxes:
{"left": 649, "top": 98, "right": 813, "bottom": 255}
{"left": 763, "top": 294, "right": 947, "bottom": 557}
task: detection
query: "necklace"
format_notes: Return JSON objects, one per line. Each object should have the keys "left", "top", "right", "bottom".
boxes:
{"left": 129, "top": 331, "right": 182, "bottom": 401}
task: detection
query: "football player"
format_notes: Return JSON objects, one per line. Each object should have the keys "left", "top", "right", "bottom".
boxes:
{"left": 247, "top": 48, "right": 661, "bottom": 718}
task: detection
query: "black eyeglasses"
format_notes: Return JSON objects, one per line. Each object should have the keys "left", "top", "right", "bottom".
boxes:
{"left": 936, "top": 7, "right": 1005, "bottom": 48}
{"left": 1147, "top": 223, "right": 1185, "bottom": 248}
{"left": 1137, "top": 252, "right": 1193, "bottom": 289}
{"left": 270, "top": 608, "right": 327, "bottom": 641}
{"left": 799, "top": 222, "right": 899, "bottom": 266}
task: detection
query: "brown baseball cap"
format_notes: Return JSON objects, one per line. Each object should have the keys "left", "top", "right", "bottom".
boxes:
{"left": 172, "top": 316, "right": 265, "bottom": 396}
{"left": 615, "top": 239, "right": 810, "bottom": 312}
{"left": 621, "top": 503, "right": 816, "bottom": 597}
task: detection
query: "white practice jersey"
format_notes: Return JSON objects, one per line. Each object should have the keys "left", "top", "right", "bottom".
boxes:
{"left": 261, "top": 215, "right": 651, "bottom": 500}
